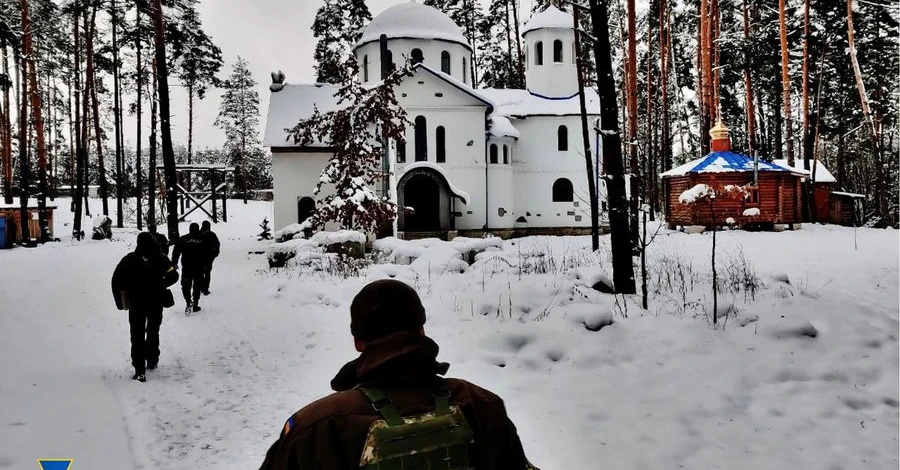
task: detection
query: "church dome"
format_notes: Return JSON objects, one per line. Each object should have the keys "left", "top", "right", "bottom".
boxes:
{"left": 356, "top": 2, "right": 470, "bottom": 50}
{"left": 522, "top": 5, "right": 573, "bottom": 35}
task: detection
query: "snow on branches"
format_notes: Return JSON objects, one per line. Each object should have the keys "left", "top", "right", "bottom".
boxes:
{"left": 287, "top": 56, "right": 411, "bottom": 233}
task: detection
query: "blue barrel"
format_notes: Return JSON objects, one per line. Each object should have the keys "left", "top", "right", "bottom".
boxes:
{"left": 0, "top": 216, "right": 6, "bottom": 249}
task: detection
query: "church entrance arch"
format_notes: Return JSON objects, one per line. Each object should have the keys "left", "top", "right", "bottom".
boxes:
{"left": 397, "top": 167, "right": 455, "bottom": 232}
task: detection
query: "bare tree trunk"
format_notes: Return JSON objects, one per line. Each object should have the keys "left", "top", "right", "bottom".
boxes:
{"left": 136, "top": 7, "right": 143, "bottom": 230}
{"left": 21, "top": 0, "right": 50, "bottom": 242}
{"left": 2, "top": 36, "right": 12, "bottom": 205}
{"left": 779, "top": 0, "right": 795, "bottom": 165}
{"left": 186, "top": 83, "right": 193, "bottom": 203}
{"left": 573, "top": 7, "right": 599, "bottom": 251}
{"left": 742, "top": 0, "right": 757, "bottom": 152}
{"left": 699, "top": 0, "right": 711, "bottom": 154}
{"left": 84, "top": 6, "right": 107, "bottom": 217}
{"left": 512, "top": 0, "right": 523, "bottom": 86}
{"left": 660, "top": 0, "right": 671, "bottom": 172}
{"left": 846, "top": 0, "right": 882, "bottom": 218}
{"left": 711, "top": 0, "right": 720, "bottom": 118}
{"left": 72, "top": 10, "right": 85, "bottom": 239}
{"left": 151, "top": 0, "right": 181, "bottom": 241}
{"left": 503, "top": 0, "right": 514, "bottom": 85}
{"left": 18, "top": 42, "right": 30, "bottom": 243}
{"left": 112, "top": 0, "right": 124, "bottom": 227}
{"left": 626, "top": 0, "right": 639, "bottom": 248}
{"left": 588, "top": 0, "right": 636, "bottom": 294}
{"left": 149, "top": 58, "right": 158, "bottom": 226}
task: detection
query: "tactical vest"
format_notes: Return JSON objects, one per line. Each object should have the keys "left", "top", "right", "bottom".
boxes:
{"left": 357, "top": 381, "right": 475, "bottom": 470}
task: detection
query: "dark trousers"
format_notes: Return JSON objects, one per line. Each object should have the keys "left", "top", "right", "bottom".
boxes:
{"left": 181, "top": 268, "right": 202, "bottom": 305}
{"left": 201, "top": 259, "right": 215, "bottom": 292}
{"left": 129, "top": 306, "right": 163, "bottom": 373}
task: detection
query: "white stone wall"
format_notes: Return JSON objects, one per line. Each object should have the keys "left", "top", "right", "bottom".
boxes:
{"left": 511, "top": 115, "right": 598, "bottom": 227}
{"left": 356, "top": 39, "right": 472, "bottom": 86}
{"left": 523, "top": 28, "right": 578, "bottom": 99}
{"left": 486, "top": 137, "right": 516, "bottom": 228}
{"left": 271, "top": 151, "right": 332, "bottom": 231}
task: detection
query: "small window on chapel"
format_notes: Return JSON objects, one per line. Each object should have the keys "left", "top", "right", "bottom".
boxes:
{"left": 553, "top": 40, "right": 563, "bottom": 63}
{"left": 552, "top": 178, "right": 574, "bottom": 202}
{"left": 557, "top": 125, "right": 568, "bottom": 151}
{"left": 411, "top": 48, "right": 424, "bottom": 65}
{"left": 489, "top": 144, "right": 498, "bottom": 164}
{"left": 441, "top": 51, "right": 451, "bottom": 74}
{"left": 535, "top": 41, "right": 543, "bottom": 65}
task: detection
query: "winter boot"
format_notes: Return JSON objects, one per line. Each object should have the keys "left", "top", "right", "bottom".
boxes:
{"left": 132, "top": 372, "right": 146, "bottom": 382}
{"left": 147, "top": 362, "right": 157, "bottom": 371}
{"left": 192, "top": 304, "right": 202, "bottom": 313}
{"left": 185, "top": 302, "right": 192, "bottom": 316}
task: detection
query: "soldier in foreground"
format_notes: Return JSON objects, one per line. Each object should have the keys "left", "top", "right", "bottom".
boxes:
{"left": 259, "top": 279, "right": 538, "bottom": 469}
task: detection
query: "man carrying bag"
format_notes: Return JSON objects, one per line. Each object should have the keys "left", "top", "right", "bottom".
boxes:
{"left": 111, "top": 232, "right": 179, "bottom": 382}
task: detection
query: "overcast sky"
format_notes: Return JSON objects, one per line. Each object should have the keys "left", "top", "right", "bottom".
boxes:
{"left": 164, "top": 0, "right": 552, "bottom": 152}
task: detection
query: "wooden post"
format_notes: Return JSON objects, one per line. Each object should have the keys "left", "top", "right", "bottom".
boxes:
{"left": 210, "top": 169, "right": 217, "bottom": 223}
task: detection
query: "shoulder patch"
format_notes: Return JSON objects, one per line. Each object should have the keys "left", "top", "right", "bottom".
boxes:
{"left": 282, "top": 416, "right": 295, "bottom": 437}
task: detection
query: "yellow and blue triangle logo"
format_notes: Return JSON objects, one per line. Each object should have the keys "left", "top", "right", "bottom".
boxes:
{"left": 37, "top": 459, "right": 73, "bottom": 470}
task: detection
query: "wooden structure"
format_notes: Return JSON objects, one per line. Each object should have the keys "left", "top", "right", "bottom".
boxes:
{"left": 772, "top": 159, "right": 863, "bottom": 226}
{"left": 830, "top": 191, "right": 865, "bottom": 226}
{"left": 157, "top": 165, "right": 235, "bottom": 223}
{"left": 0, "top": 199, "right": 56, "bottom": 245}
{"left": 661, "top": 122, "right": 806, "bottom": 228}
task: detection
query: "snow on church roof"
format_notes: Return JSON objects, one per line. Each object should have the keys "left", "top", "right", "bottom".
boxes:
{"left": 523, "top": 5, "right": 573, "bottom": 35}
{"left": 479, "top": 88, "right": 600, "bottom": 116}
{"left": 356, "top": 2, "right": 470, "bottom": 50}
{"left": 772, "top": 159, "right": 837, "bottom": 183}
{"left": 263, "top": 83, "right": 341, "bottom": 148}
{"left": 490, "top": 115, "right": 520, "bottom": 139}
{"left": 660, "top": 151, "right": 799, "bottom": 177}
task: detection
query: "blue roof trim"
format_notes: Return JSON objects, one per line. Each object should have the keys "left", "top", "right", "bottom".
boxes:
{"left": 688, "top": 151, "right": 794, "bottom": 173}
{"left": 527, "top": 90, "right": 580, "bottom": 101}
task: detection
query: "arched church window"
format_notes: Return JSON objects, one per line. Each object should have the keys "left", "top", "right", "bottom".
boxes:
{"left": 489, "top": 144, "right": 498, "bottom": 164}
{"left": 382, "top": 50, "right": 393, "bottom": 79}
{"left": 436, "top": 126, "right": 446, "bottom": 163}
{"left": 557, "top": 125, "right": 568, "bottom": 151}
{"left": 462, "top": 57, "right": 468, "bottom": 83}
{"left": 553, "top": 40, "right": 563, "bottom": 63}
{"left": 415, "top": 116, "right": 427, "bottom": 161}
{"left": 397, "top": 138, "right": 406, "bottom": 163}
{"left": 411, "top": 48, "right": 424, "bottom": 65}
{"left": 503, "top": 145, "right": 509, "bottom": 164}
{"left": 552, "top": 178, "right": 574, "bottom": 202}
{"left": 441, "top": 51, "right": 451, "bottom": 74}
{"left": 363, "top": 55, "right": 369, "bottom": 82}
{"left": 535, "top": 41, "right": 543, "bottom": 65}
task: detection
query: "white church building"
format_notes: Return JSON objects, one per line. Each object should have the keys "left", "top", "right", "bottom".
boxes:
{"left": 264, "top": 2, "right": 604, "bottom": 237}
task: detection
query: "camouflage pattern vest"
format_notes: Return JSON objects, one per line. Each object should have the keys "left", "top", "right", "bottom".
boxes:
{"left": 357, "top": 381, "right": 475, "bottom": 470}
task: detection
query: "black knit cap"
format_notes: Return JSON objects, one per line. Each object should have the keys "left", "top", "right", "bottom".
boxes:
{"left": 350, "top": 279, "right": 426, "bottom": 342}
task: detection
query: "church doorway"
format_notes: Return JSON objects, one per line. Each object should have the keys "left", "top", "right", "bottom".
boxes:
{"left": 297, "top": 197, "right": 315, "bottom": 224}
{"left": 402, "top": 174, "right": 441, "bottom": 231}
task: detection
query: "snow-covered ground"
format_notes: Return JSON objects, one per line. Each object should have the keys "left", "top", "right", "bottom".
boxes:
{"left": 1, "top": 199, "right": 897, "bottom": 470}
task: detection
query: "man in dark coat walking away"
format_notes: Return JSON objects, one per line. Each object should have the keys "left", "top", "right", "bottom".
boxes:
{"left": 259, "top": 279, "right": 538, "bottom": 470}
{"left": 171, "top": 222, "right": 206, "bottom": 315}
{"left": 111, "top": 232, "right": 178, "bottom": 382}
{"left": 199, "top": 220, "right": 220, "bottom": 295}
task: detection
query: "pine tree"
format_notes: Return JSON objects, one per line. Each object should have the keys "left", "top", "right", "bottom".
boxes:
{"left": 312, "top": 0, "right": 371, "bottom": 84}
{"left": 287, "top": 56, "right": 408, "bottom": 233}
{"left": 215, "top": 56, "right": 268, "bottom": 199}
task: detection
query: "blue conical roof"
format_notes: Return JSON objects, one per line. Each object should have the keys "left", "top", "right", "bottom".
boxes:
{"left": 660, "top": 151, "right": 795, "bottom": 177}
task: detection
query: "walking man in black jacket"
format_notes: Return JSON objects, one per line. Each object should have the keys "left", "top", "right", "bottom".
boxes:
{"left": 112, "top": 232, "right": 179, "bottom": 382}
{"left": 200, "top": 221, "right": 220, "bottom": 295}
{"left": 172, "top": 223, "right": 207, "bottom": 315}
